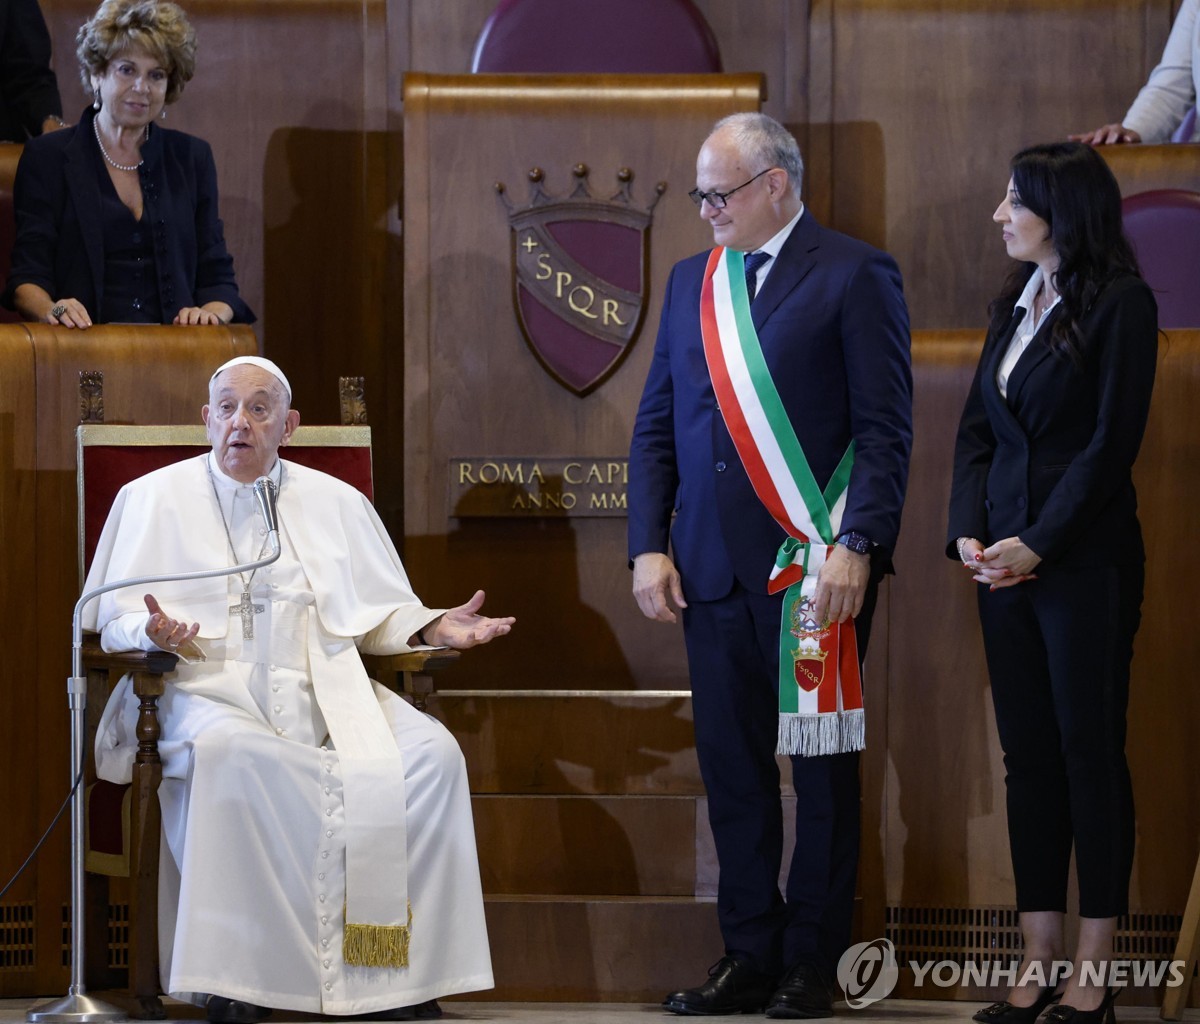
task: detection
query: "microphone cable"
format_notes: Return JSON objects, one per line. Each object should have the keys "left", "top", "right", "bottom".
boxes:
{"left": 0, "top": 768, "right": 84, "bottom": 902}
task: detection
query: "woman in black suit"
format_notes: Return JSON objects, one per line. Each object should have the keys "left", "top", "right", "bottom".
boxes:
{"left": 948, "top": 142, "right": 1158, "bottom": 1024}
{"left": 2, "top": 0, "right": 252, "bottom": 327}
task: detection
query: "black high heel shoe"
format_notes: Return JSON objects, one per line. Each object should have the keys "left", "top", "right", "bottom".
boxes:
{"left": 972, "top": 985, "right": 1062, "bottom": 1024}
{"left": 1040, "top": 987, "right": 1119, "bottom": 1024}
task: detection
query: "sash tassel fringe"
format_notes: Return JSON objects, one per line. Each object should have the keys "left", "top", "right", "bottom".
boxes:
{"left": 343, "top": 904, "right": 412, "bottom": 968}
{"left": 778, "top": 708, "right": 865, "bottom": 757}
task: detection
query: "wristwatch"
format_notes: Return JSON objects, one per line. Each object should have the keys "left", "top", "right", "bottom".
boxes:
{"left": 836, "top": 531, "right": 873, "bottom": 555}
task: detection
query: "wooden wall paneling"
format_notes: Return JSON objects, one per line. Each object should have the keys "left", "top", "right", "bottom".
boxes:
{"left": 888, "top": 331, "right": 1010, "bottom": 908}
{"left": 481, "top": 898, "right": 722, "bottom": 1001}
{"left": 856, "top": 579, "right": 891, "bottom": 948}
{"left": 820, "top": 0, "right": 1164, "bottom": 329}
{"left": 434, "top": 694, "right": 702, "bottom": 796}
{"left": 0, "top": 327, "right": 37, "bottom": 994}
{"left": 472, "top": 794, "right": 698, "bottom": 896}
{"left": 1126, "top": 331, "right": 1200, "bottom": 913}
{"left": 404, "top": 0, "right": 496, "bottom": 74}
{"left": 802, "top": 0, "right": 837, "bottom": 230}
{"left": 693, "top": 0, "right": 812, "bottom": 121}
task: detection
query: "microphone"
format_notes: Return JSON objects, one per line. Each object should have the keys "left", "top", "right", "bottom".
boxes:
{"left": 253, "top": 476, "right": 279, "bottom": 535}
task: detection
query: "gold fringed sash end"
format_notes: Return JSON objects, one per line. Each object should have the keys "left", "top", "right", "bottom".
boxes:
{"left": 343, "top": 905, "right": 412, "bottom": 968}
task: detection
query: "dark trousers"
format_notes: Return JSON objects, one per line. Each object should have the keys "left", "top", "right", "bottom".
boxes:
{"left": 977, "top": 562, "right": 1143, "bottom": 919}
{"left": 683, "top": 573, "right": 881, "bottom": 977}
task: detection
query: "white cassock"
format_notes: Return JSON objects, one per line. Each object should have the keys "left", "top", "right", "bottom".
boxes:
{"left": 84, "top": 454, "right": 493, "bottom": 1014}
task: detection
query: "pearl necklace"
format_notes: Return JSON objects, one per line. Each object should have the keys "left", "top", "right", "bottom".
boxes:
{"left": 93, "top": 116, "right": 148, "bottom": 172}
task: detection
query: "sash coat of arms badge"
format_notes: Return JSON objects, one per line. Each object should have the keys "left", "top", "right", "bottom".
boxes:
{"left": 496, "top": 164, "right": 665, "bottom": 396}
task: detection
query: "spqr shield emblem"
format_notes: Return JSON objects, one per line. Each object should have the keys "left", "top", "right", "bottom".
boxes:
{"left": 792, "top": 648, "right": 828, "bottom": 693}
{"left": 497, "top": 165, "right": 664, "bottom": 396}
{"left": 789, "top": 595, "right": 831, "bottom": 693}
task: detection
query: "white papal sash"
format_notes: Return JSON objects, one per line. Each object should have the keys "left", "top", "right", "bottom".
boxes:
{"left": 699, "top": 246, "right": 865, "bottom": 756}
{"left": 309, "top": 618, "right": 412, "bottom": 969}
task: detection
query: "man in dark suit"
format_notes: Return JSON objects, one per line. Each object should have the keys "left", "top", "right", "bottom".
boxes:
{"left": 628, "top": 113, "right": 912, "bottom": 1018}
{"left": 0, "top": 0, "right": 64, "bottom": 142}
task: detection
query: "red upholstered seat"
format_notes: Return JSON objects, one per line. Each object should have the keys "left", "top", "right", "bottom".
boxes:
{"left": 1122, "top": 189, "right": 1200, "bottom": 328}
{"left": 78, "top": 426, "right": 374, "bottom": 582}
{"left": 471, "top": 0, "right": 721, "bottom": 73}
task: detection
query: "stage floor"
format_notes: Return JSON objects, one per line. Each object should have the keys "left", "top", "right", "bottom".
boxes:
{"left": 0, "top": 999, "right": 1192, "bottom": 1024}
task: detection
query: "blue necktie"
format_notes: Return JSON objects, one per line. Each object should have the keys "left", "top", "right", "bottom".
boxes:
{"left": 744, "top": 250, "right": 771, "bottom": 303}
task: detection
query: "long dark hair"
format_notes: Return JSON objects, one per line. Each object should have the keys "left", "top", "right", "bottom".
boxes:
{"left": 989, "top": 142, "right": 1141, "bottom": 362}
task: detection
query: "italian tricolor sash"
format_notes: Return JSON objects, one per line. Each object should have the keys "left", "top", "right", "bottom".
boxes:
{"left": 699, "top": 246, "right": 865, "bottom": 756}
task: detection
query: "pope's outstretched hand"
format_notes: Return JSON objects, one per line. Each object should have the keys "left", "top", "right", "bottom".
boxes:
{"left": 421, "top": 590, "right": 515, "bottom": 649}
{"left": 144, "top": 594, "right": 205, "bottom": 659}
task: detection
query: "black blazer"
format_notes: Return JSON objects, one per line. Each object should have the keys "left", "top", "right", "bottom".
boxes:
{"left": 628, "top": 211, "right": 913, "bottom": 602}
{"left": 2, "top": 105, "right": 254, "bottom": 323}
{"left": 946, "top": 272, "right": 1158, "bottom": 568}
{"left": 0, "top": 0, "right": 62, "bottom": 142}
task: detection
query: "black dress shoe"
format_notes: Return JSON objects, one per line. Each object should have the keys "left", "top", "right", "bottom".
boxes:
{"left": 206, "top": 997, "right": 273, "bottom": 1024}
{"left": 1041, "top": 988, "right": 1118, "bottom": 1024}
{"left": 663, "top": 955, "right": 776, "bottom": 1015}
{"left": 972, "top": 985, "right": 1062, "bottom": 1024}
{"left": 766, "top": 963, "right": 834, "bottom": 1019}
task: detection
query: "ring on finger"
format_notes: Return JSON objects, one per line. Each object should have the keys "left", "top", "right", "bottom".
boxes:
{"left": 50, "top": 304, "right": 67, "bottom": 320}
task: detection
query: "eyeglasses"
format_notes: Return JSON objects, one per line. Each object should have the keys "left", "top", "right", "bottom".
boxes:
{"left": 688, "top": 168, "right": 773, "bottom": 209}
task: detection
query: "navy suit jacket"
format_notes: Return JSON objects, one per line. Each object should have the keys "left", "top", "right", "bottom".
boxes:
{"left": 946, "top": 272, "right": 1158, "bottom": 567}
{"left": 3, "top": 105, "right": 254, "bottom": 323}
{"left": 628, "top": 211, "right": 913, "bottom": 603}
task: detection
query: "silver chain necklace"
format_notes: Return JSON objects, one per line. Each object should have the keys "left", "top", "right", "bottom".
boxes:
{"left": 205, "top": 458, "right": 278, "bottom": 640}
{"left": 93, "top": 116, "right": 148, "bottom": 172}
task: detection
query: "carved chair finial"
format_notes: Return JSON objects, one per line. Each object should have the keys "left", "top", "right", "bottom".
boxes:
{"left": 80, "top": 371, "right": 105, "bottom": 424}
{"left": 339, "top": 376, "right": 368, "bottom": 425}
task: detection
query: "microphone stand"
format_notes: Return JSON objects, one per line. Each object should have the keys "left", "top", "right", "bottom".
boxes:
{"left": 29, "top": 479, "right": 280, "bottom": 1023}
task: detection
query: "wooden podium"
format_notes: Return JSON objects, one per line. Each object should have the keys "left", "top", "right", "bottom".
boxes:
{"left": 1101, "top": 143, "right": 1200, "bottom": 197}
{"left": 402, "top": 72, "right": 763, "bottom": 998}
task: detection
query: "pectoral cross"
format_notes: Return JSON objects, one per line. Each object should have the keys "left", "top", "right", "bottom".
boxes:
{"left": 230, "top": 587, "right": 264, "bottom": 640}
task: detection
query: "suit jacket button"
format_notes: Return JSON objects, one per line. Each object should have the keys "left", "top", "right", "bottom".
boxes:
{"left": 715, "top": 461, "right": 727, "bottom": 472}
{"left": 1017, "top": 497, "right": 1027, "bottom": 509}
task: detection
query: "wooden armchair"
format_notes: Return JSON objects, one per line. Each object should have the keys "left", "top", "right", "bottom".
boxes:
{"left": 77, "top": 376, "right": 456, "bottom": 1018}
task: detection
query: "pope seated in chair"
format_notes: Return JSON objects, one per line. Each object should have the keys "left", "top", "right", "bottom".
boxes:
{"left": 84, "top": 356, "right": 512, "bottom": 1023}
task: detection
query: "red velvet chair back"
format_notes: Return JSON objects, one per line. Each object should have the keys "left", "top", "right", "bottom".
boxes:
{"left": 471, "top": 0, "right": 721, "bottom": 73}
{"left": 1122, "top": 188, "right": 1200, "bottom": 328}
{"left": 77, "top": 423, "right": 373, "bottom": 582}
